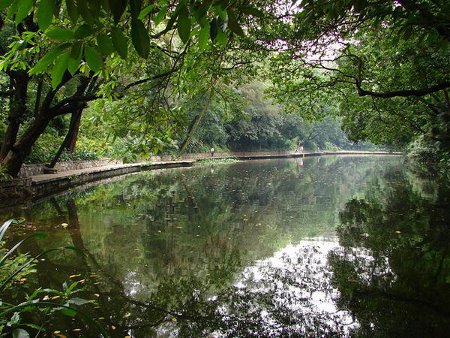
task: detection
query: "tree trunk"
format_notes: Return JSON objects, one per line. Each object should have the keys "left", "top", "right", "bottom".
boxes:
{"left": 179, "top": 90, "right": 213, "bottom": 154}
{"left": 1, "top": 75, "right": 92, "bottom": 177}
{"left": 48, "top": 109, "right": 83, "bottom": 168}
{"left": 0, "top": 71, "right": 28, "bottom": 160}
{"left": 0, "top": 113, "right": 21, "bottom": 160}
{"left": 66, "top": 109, "right": 82, "bottom": 153}
{"left": 1, "top": 112, "right": 53, "bottom": 177}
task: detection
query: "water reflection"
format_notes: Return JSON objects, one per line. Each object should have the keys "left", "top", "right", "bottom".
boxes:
{"left": 330, "top": 167, "right": 450, "bottom": 337}
{"left": 4, "top": 156, "right": 447, "bottom": 336}
{"left": 215, "top": 238, "right": 357, "bottom": 336}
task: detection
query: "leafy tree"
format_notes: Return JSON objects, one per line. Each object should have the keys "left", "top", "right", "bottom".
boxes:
{"left": 0, "top": 0, "right": 262, "bottom": 176}
{"left": 261, "top": 0, "right": 450, "bottom": 153}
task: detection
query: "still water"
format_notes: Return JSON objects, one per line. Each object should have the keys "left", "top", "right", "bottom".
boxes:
{"left": 2, "top": 156, "right": 449, "bottom": 337}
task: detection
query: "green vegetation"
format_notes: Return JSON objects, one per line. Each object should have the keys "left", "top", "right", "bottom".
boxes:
{"left": 1, "top": 156, "right": 402, "bottom": 336}
{"left": 265, "top": 0, "right": 450, "bottom": 169}
{"left": 1, "top": 0, "right": 445, "bottom": 177}
{"left": 0, "top": 219, "right": 106, "bottom": 337}
{"left": 0, "top": 1, "right": 448, "bottom": 334}
{"left": 330, "top": 167, "right": 450, "bottom": 336}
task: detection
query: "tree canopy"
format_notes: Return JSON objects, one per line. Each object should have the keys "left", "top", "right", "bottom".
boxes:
{"left": 0, "top": 0, "right": 449, "bottom": 176}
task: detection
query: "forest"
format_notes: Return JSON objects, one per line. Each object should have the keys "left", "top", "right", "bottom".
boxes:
{"left": 1, "top": 1, "right": 449, "bottom": 336}
{"left": 0, "top": 0, "right": 448, "bottom": 177}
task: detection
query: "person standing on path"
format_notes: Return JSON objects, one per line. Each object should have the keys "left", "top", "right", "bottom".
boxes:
{"left": 210, "top": 147, "right": 215, "bottom": 157}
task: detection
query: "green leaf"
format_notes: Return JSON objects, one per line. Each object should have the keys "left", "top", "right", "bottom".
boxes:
{"left": 65, "top": 0, "right": 79, "bottom": 24}
{"left": 46, "top": 27, "right": 75, "bottom": 41}
{"left": 213, "top": 4, "right": 226, "bottom": 21}
{"left": 67, "top": 56, "right": 80, "bottom": 75}
{"left": 9, "top": 311, "right": 21, "bottom": 325}
{"left": 61, "top": 307, "right": 77, "bottom": 317}
{"left": 0, "top": 232, "right": 48, "bottom": 266}
{"left": 153, "top": 5, "right": 167, "bottom": 26}
{"left": 215, "top": 28, "right": 227, "bottom": 46}
{"left": 12, "top": 328, "right": 29, "bottom": 338}
{"left": 74, "top": 24, "right": 94, "bottom": 39}
{"left": 30, "top": 43, "right": 71, "bottom": 74}
{"left": 77, "top": 0, "right": 95, "bottom": 25}
{"left": 177, "top": 6, "right": 191, "bottom": 43}
{"left": 67, "top": 297, "right": 91, "bottom": 306}
{"left": 198, "top": 23, "right": 210, "bottom": 50}
{"left": 37, "top": 0, "right": 55, "bottom": 30}
{"left": 85, "top": 46, "right": 102, "bottom": 72}
{"left": 0, "top": 219, "right": 13, "bottom": 241}
{"left": 0, "top": 0, "right": 14, "bottom": 11}
{"left": 15, "top": 0, "right": 34, "bottom": 25}
{"left": 227, "top": 9, "right": 244, "bottom": 37}
{"left": 70, "top": 40, "right": 82, "bottom": 59}
{"left": 131, "top": 18, "right": 149, "bottom": 58}
{"left": 111, "top": 27, "right": 128, "bottom": 59}
{"left": 6, "top": 0, "right": 18, "bottom": 19}
{"left": 193, "top": 3, "right": 208, "bottom": 24}
{"left": 96, "top": 33, "right": 114, "bottom": 55}
{"left": 109, "top": 0, "right": 127, "bottom": 24}
{"left": 51, "top": 51, "right": 70, "bottom": 88}
{"left": 138, "top": 4, "right": 154, "bottom": 20}
{"left": 66, "top": 281, "right": 79, "bottom": 292}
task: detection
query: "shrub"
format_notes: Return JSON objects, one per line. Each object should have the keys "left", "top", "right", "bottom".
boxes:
{"left": 407, "top": 136, "right": 439, "bottom": 164}
{"left": 0, "top": 165, "right": 11, "bottom": 181}
{"left": 0, "top": 220, "right": 107, "bottom": 337}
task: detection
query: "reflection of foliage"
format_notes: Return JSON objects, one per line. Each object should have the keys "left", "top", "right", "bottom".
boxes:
{"left": 121, "top": 242, "right": 356, "bottom": 337}
{"left": 0, "top": 156, "right": 403, "bottom": 336}
{"left": 330, "top": 169, "right": 450, "bottom": 337}
{"left": 202, "top": 243, "right": 356, "bottom": 337}
{"left": 0, "top": 220, "right": 105, "bottom": 337}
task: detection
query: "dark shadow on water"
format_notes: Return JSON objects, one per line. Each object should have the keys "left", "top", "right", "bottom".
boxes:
{"left": 3, "top": 157, "right": 449, "bottom": 336}
{"left": 329, "top": 167, "right": 450, "bottom": 337}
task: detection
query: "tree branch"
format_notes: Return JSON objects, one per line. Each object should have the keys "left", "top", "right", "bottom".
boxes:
{"left": 356, "top": 80, "right": 450, "bottom": 99}
{"left": 50, "top": 95, "right": 100, "bottom": 115}
{"left": 121, "top": 68, "right": 180, "bottom": 92}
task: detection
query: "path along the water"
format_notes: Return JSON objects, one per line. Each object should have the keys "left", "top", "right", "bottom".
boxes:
{"left": 32, "top": 150, "right": 398, "bottom": 183}
{"left": 1, "top": 150, "right": 401, "bottom": 206}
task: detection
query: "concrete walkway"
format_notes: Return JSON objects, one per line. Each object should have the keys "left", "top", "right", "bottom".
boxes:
{"left": 30, "top": 160, "right": 194, "bottom": 198}
{"left": 32, "top": 163, "right": 143, "bottom": 183}
{"left": 0, "top": 150, "right": 401, "bottom": 206}
{"left": 31, "top": 150, "right": 397, "bottom": 183}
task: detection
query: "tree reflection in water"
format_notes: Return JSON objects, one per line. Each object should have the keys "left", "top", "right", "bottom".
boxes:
{"left": 329, "top": 168, "right": 450, "bottom": 337}
{"left": 201, "top": 239, "right": 357, "bottom": 337}
{"left": 4, "top": 158, "right": 449, "bottom": 336}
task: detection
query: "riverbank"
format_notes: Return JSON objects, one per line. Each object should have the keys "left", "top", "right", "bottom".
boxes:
{"left": 0, "top": 151, "right": 401, "bottom": 206}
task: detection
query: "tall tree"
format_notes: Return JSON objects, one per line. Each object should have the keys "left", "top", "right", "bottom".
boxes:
{"left": 257, "top": 0, "right": 450, "bottom": 152}
{"left": 0, "top": 0, "right": 262, "bottom": 176}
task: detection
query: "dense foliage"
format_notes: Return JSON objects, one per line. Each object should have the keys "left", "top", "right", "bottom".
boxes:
{"left": 0, "top": 0, "right": 448, "bottom": 175}
{"left": 0, "top": 0, "right": 264, "bottom": 176}
{"left": 264, "top": 0, "right": 450, "bottom": 163}
{"left": 0, "top": 219, "right": 106, "bottom": 337}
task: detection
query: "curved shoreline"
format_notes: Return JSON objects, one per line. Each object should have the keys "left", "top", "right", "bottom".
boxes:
{"left": 0, "top": 151, "right": 401, "bottom": 207}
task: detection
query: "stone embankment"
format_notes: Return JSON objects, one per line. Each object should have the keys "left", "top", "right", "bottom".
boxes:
{"left": 0, "top": 151, "right": 400, "bottom": 206}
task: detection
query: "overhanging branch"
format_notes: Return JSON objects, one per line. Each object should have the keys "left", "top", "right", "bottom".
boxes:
{"left": 122, "top": 68, "right": 180, "bottom": 92}
{"left": 356, "top": 80, "right": 450, "bottom": 99}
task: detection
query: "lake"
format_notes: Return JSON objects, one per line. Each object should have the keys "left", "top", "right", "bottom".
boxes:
{"left": 2, "top": 156, "right": 449, "bottom": 337}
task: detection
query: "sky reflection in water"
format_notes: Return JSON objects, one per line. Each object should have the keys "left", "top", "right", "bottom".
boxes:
{"left": 2, "top": 156, "right": 449, "bottom": 337}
